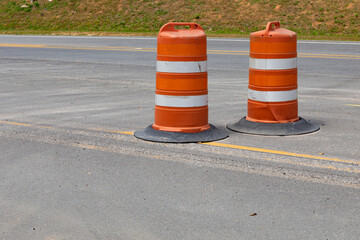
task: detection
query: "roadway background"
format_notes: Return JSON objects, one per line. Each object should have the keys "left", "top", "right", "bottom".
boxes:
{"left": 0, "top": 35, "right": 359, "bottom": 239}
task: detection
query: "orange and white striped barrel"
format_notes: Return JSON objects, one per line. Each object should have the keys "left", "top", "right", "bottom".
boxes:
{"left": 227, "top": 21, "right": 319, "bottom": 136}
{"left": 153, "top": 22, "right": 209, "bottom": 133}
{"left": 135, "top": 22, "right": 228, "bottom": 142}
{"left": 247, "top": 21, "right": 298, "bottom": 123}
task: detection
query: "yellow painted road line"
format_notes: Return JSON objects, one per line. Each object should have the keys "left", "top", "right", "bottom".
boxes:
{"left": 0, "top": 120, "right": 33, "bottom": 127}
{"left": 299, "top": 53, "right": 360, "bottom": 57}
{"left": 298, "top": 55, "right": 360, "bottom": 60}
{"left": 201, "top": 142, "right": 360, "bottom": 165}
{"left": 0, "top": 43, "right": 47, "bottom": 48}
{"left": 0, "top": 43, "right": 156, "bottom": 50}
{"left": 38, "top": 46, "right": 156, "bottom": 52}
{"left": 109, "top": 131, "right": 134, "bottom": 135}
{"left": 1, "top": 43, "right": 360, "bottom": 60}
{"left": 75, "top": 142, "right": 360, "bottom": 174}
{"left": 0, "top": 120, "right": 133, "bottom": 135}
{"left": 346, "top": 104, "right": 360, "bottom": 107}
{"left": 1, "top": 120, "right": 358, "bottom": 166}
{"left": 87, "top": 127, "right": 134, "bottom": 135}
{"left": 4, "top": 119, "right": 357, "bottom": 175}
{"left": 0, "top": 120, "right": 53, "bottom": 129}
{"left": 0, "top": 43, "right": 157, "bottom": 52}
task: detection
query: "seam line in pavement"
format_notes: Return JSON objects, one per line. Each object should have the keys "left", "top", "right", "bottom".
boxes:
{"left": 0, "top": 120, "right": 358, "bottom": 167}
{"left": 201, "top": 142, "right": 359, "bottom": 165}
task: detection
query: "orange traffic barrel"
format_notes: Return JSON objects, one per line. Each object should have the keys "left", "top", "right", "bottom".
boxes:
{"left": 227, "top": 21, "right": 319, "bottom": 136}
{"left": 135, "top": 22, "right": 228, "bottom": 143}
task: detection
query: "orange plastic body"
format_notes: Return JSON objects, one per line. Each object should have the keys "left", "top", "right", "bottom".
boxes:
{"left": 153, "top": 22, "right": 210, "bottom": 133}
{"left": 247, "top": 21, "right": 299, "bottom": 123}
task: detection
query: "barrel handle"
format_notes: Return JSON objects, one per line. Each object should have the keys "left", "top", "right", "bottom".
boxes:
{"left": 264, "top": 21, "right": 280, "bottom": 36}
{"left": 159, "top": 22, "right": 203, "bottom": 33}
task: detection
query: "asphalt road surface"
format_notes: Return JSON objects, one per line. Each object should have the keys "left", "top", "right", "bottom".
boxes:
{"left": 0, "top": 35, "right": 360, "bottom": 239}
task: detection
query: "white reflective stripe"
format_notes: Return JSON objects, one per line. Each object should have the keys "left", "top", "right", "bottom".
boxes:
{"left": 249, "top": 57, "right": 297, "bottom": 70}
{"left": 248, "top": 89, "right": 298, "bottom": 102}
{"left": 156, "top": 61, "right": 207, "bottom": 73}
{"left": 155, "top": 94, "right": 208, "bottom": 107}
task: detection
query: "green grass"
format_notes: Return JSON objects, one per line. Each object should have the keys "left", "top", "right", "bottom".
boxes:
{"left": 0, "top": 0, "right": 359, "bottom": 40}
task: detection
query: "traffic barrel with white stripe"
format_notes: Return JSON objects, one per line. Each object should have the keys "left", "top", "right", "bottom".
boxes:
{"left": 135, "top": 22, "right": 228, "bottom": 143}
{"left": 227, "top": 21, "right": 319, "bottom": 136}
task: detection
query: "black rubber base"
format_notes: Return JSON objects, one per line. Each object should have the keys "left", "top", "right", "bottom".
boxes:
{"left": 227, "top": 117, "right": 320, "bottom": 136}
{"left": 134, "top": 124, "right": 229, "bottom": 143}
